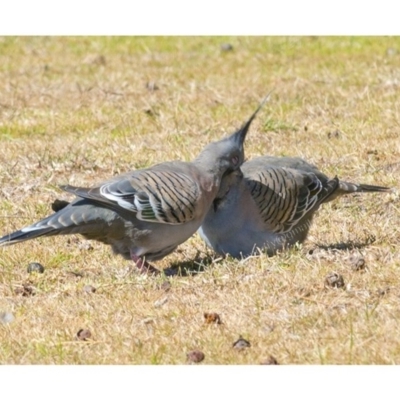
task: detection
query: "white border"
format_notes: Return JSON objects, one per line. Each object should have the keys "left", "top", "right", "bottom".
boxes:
{"left": 1, "top": 365, "right": 399, "bottom": 398}
{"left": 1, "top": 0, "right": 399, "bottom": 35}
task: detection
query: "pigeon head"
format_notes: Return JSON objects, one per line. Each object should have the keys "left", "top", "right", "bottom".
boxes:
{"left": 195, "top": 92, "right": 272, "bottom": 178}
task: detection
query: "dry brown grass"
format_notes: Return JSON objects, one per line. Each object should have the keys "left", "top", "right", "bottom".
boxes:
{"left": 0, "top": 36, "right": 399, "bottom": 364}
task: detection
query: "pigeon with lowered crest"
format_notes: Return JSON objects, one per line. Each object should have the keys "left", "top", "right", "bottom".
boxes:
{"left": 199, "top": 155, "right": 390, "bottom": 258}
{"left": 0, "top": 94, "right": 271, "bottom": 274}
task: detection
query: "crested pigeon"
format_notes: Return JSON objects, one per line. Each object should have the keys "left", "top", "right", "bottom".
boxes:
{"left": 0, "top": 95, "right": 271, "bottom": 274}
{"left": 198, "top": 155, "right": 390, "bottom": 258}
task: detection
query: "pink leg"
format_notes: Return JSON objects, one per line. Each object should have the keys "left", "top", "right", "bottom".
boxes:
{"left": 130, "top": 252, "right": 161, "bottom": 275}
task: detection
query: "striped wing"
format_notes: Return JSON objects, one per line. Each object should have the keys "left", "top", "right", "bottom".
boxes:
{"left": 61, "top": 169, "right": 201, "bottom": 225}
{"left": 243, "top": 165, "right": 338, "bottom": 233}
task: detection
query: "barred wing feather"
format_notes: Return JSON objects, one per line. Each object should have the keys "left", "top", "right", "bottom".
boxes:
{"left": 244, "top": 166, "right": 338, "bottom": 233}
{"left": 61, "top": 169, "right": 201, "bottom": 225}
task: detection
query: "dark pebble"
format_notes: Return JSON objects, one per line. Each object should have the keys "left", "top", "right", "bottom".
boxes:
{"left": 324, "top": 272, "right": 345, "bottom": 289}
{"left": 76, "top": 329, "right": 92, "bottom": 341}
{"left": 351, "top": 257, "right": 366, "bottom": 271}
{"left": 220, "top": 43, "right": 234, "bottom": 52}
{"left": 260, "top": 355, "right": 279, "bottom": 365}
{"left": 187, "top": 350, "right": 205, "bottom": 364}
{"left": 27, "top": 262, "right": 45, "bottom": 274}
{"left": 233, "top": 336, "right": 251, "bottom": 350}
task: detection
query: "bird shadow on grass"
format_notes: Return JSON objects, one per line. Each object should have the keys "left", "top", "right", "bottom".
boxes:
{"left": 161, "top": 234, "right": 377, "bottom": 277}
{"left": 163, "top": 253, "right": 220, "bottom": 277}
{"left": 311, "top": 234, "right": 376, "bottom": 252}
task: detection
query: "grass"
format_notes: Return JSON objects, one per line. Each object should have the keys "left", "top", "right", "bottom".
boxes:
{"left": 0, "top": 36, "right": 399, "bottom": 364}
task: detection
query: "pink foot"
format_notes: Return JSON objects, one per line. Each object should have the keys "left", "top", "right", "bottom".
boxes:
{"left": 130, "top": 252, "right": 161, "bottom": 275}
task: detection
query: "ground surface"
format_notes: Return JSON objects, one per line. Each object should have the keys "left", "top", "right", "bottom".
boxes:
{"left": 0, "top": 36, "right": 399, "bottom": 364}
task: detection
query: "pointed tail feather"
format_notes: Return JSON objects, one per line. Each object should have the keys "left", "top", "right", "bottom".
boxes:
{"left": 338, "top": 181, "right": 391, "bottom": 195}
{"left": 324, "top": 181, "right": 391, "bottom": 203}
{"left": 0, "top": 225, "right": 56, "bottom": 246}
{"left": 350, "top": 183, "right": 391, "bottom": 193}
{"left": 0, "top": 199, "right": 115, "bottom": 247}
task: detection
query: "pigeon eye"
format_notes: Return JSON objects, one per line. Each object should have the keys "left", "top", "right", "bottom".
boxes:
{"left": 232, "top": 155, "right": 239, "bottom": 165}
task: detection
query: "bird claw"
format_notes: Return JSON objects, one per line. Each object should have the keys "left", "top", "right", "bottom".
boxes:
{"left": 130, "top": 253, "right": 161, "bottom": 276}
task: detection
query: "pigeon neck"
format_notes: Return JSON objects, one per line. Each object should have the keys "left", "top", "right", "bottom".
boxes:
{"left": 192, "top": 157, "right": 225, "bottom": 191}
